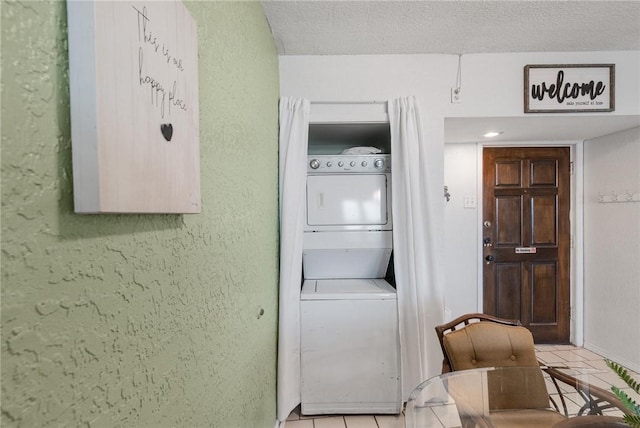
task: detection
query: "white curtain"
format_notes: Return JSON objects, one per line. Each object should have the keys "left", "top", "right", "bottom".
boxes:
{"left": 277, "top": 97, "right": 309, "bottom": 422}
{"left": 389, "top": 96, "right": 445, "bottom": 399}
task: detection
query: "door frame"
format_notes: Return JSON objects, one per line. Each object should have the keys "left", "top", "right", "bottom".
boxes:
{"left": 475, "top": 141, "right": 584, "bottom": 346}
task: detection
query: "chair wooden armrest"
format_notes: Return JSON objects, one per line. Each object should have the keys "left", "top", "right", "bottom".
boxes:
{"left": 544, "top": 366, "right": 632, "bottom": 417}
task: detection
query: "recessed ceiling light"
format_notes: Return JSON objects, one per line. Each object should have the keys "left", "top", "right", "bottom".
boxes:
{"left": 483, "top": 131, "right": 504, "bottom": 138}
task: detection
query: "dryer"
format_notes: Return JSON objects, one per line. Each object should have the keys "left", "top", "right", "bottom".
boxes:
{"left": 305, "top": 154, "right": 391, "bottom": 232}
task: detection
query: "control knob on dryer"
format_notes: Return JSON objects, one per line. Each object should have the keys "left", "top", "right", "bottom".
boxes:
{"left": 374, "top": 158, "right": 385, "bottom": 169}
{"left": 309, "top": 159, "right": 320, "bottom": 169}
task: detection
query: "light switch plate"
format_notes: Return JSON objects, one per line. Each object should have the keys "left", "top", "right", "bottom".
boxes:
{"left": 463, "top": 196, "right": 476, "bottom": 208}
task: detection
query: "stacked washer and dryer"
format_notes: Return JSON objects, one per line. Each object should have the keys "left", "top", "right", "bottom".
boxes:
{"left": 300, "top": 151, "right": 401, "bottom": 415}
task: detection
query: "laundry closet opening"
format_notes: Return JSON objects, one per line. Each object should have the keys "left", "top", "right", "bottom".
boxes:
{"left": 300, "top": 120, "right": 401, "bottom": 415}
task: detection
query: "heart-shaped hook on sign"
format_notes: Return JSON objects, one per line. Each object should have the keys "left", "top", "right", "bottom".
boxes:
{"left": 160, "top": 123, "right": 173, "bottom": 141}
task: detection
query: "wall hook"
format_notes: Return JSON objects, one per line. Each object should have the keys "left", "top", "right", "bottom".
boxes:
{"left": 444, "top": 185, "right": 451, "bottom": 202}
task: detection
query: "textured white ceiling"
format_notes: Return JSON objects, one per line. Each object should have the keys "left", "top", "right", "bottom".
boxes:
{"left": 262, "top": 1, "right": 640, "bottom": 56}
{"left": 263, "top": 1, "right": 640, "bottom": 142}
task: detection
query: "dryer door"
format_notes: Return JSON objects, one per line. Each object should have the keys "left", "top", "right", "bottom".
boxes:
{"left": 306, "top": 174, "right": 390, "bottom": 231}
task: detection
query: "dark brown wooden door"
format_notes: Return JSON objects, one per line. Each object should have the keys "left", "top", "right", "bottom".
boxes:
{"left": 483, "top": 147, "right": 570, "bottom": 343}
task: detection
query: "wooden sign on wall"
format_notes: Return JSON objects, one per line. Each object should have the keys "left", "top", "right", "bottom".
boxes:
{"left": 67, "top": 0, "right": 200, "bottom": 213}
{"left": 524, "top": 64, "right": 615, "bottom": 114}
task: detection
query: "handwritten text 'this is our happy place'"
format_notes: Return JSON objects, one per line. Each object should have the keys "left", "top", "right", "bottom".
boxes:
{"left": 132, "top": 5, "right": 187, "bottom": 119}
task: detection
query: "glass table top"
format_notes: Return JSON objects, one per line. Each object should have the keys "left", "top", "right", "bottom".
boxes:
{"left": 405, "top": 366, "right": 626, "bottom": 428}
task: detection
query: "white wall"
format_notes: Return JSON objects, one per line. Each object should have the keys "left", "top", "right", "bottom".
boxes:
{"left": 280, "top": 50, "right": 640, "bottom": 357}
{"left": 280, "top": 51, "right": 640, "bottom": 118}
{"left": 443, "top": 143, "right": 481, "bottom": 319}
{"left": 583, "top": 127, "right": 640, "bottom": 371}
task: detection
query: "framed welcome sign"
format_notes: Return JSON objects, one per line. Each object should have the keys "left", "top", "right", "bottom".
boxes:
{"left": 67, "top": 0, "right": 201, "bottom": 213}
{"left": 524, "top": 64, "right": 615, "bottom": 113}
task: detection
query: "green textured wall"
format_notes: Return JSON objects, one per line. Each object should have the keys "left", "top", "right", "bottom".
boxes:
{"left": 1, "top": 1, "right": 280, "bottom": 427}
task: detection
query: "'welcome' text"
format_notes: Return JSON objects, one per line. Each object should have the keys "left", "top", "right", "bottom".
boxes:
{"left": 530, "top": 70, "right": 606, "bottom": 104}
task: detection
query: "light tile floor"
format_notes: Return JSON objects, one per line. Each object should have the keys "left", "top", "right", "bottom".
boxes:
{"left": 284, "top": 345, "right": 639, "bottom": 428}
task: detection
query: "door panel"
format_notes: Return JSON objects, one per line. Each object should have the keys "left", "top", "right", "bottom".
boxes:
{"left": 531, "top": 160, "right": 558, "bottom": 186}
{"left": 496, "top": 161, "right": 522, "bottom": 186}
{"left": 496, "top": 196, "right": 522, "bottom": 245}
{"left": 483, "top": 147, "right": 570, "bottom": 343}
{"left": 531, "top": 195, "right": 557, "bottom": 245}
{"left": 495, "top": 264, "right": 522, "bottom": 320}
{"left": 530, "top": 262, "right": 558, "bottom": 324}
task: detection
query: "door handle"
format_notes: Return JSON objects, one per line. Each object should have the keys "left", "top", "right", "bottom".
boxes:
{"left": 485, "top": 255, "right": 495, "bottom": 264}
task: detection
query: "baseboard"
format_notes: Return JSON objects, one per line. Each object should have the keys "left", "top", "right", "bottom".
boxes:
{"left": 584, "top": 341, "right": 640, "bottom": 373}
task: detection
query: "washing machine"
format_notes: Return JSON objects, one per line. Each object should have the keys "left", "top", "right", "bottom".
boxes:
{"left": 300, "top": 278, "right": 401, "bottom": 415}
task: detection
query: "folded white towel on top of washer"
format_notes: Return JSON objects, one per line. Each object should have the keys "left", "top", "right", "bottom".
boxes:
{"left": 340, "top": 146, "right": 382, "bottom": 155}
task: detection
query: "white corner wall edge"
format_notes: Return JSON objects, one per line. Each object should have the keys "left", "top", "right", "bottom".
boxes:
{"left": 67, "top": 0, "right": 100, "bottom": 213}
{"left": 584, "top": 342, "right": 640, "bottom": 374}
